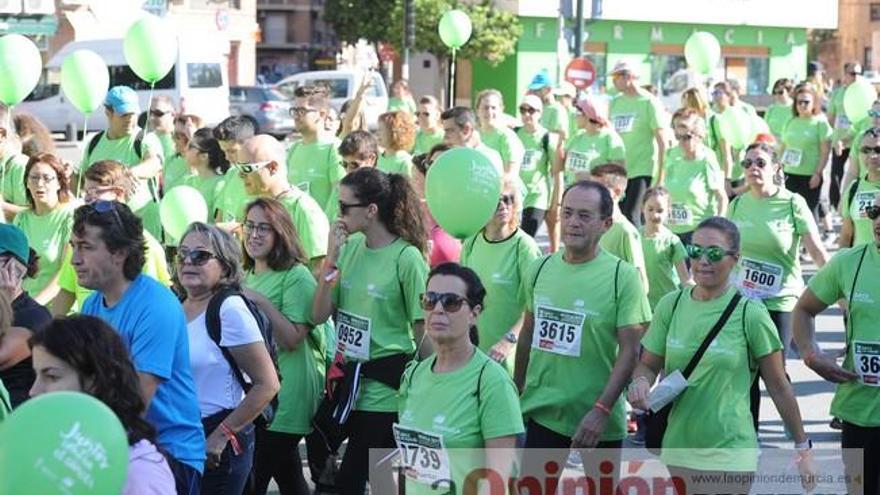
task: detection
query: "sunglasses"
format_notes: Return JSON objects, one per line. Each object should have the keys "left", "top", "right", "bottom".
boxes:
{"left": 772, "top": 90, "right": 785, "bottom": 95}
{"left": 519, "top": 106, "right": 538, "bottom": 115}
{"left": 711, "top": 90, "right": 724, "bottom": 97}
{"left": 176, "top": 248, "right": 215, "bottom": 266}
{"left": 150, "top": 109, "right": 170, "bottom": 118}
{"left": 338, "top": 201, "right": 369, "bottom": 215}
{"left": 796, "top": 99, "right": 813, "bottom": 106}
{"left": 675, "top": 132, "right": 696, "bottom": 141}
{"left": 741, "top": 158, "right": 770, "bottom": 169}
{"left": 860, "top": 146, "right": 880, "bottom": 156}
{"left": 234, "top": 161, "right": 271, "bottom": 174}
{"left": 498, "top": 194, "right": 515, "bottom": 206}
{"left": 420, "top": 291, "right": 470, "bottom": 312}
{"left": 866, "top": 205, "right": 880, "bottom": 220}
{"left": 87, "top": 200, "right": 125, "bottom": 232}
{"left": 686, "top": 244, "right": 737, "bottom": 263}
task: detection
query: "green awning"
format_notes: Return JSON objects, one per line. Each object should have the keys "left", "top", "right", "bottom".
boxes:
{"left": 0, "top": 16, "right": 58, "bottom": 36}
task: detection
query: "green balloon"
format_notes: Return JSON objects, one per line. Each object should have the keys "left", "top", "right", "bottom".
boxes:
{"left": 844, "top": 78, "right": 877, "bottom": 123}
{"left": 61, "top": 50, "right": 110, "bottom": 115}
{"left": 160, "top": 185, "right": 207, "bottom": 243}
{"left": 684, "top": 31, "right": 721, "bottom": 75}
{"left": 438, "top": 9, "right": 473, "bottom": 49}
{"left": 717, "top": 107, "right": 753, "bottom": 149}
{"left": 123, "top": 16, "right": 178, "bottom": 84}
{"left": 0, "top": 34, "right": 43, "bottom": 105}
{"left": 425, "top": 147, "right": 501, "bottom": 239}
{"left": 0, "top": 392, "right": 129, "bottom": 494}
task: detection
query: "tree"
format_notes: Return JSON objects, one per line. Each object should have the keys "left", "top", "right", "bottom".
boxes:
{"left": 324, "top": 0, "right": 397, "bottom": 45}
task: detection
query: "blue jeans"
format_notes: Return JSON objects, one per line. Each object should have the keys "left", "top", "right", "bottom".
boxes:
{"left": 167, "top": 455, "right": 203, "bottom": 495}
{"left": 200, "top": 410, "right": 256, "bottom": 495}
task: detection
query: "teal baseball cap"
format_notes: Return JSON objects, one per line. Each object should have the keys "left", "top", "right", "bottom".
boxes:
{"left": 104, "top": 86, "right": 140, "bottom": 115}
{"left": 0, "top": 224, "right": 30, "bottom": 265}
{"left": 528, "top": 69, "right": 552, "bottom": 90}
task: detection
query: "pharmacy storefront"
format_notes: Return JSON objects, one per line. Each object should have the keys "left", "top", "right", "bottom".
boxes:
{"left": 472, "top": 0, "right": 837, "bottom": 111}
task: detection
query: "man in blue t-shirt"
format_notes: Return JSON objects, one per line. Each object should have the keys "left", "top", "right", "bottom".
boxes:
{"left": 71, "top": 200, "right": 205, "bottom": 494}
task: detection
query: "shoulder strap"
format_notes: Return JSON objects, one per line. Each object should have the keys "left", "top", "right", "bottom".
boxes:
{"left": 847, "top": 178, "right": 861, "bottom": 211}
{"left": 86, "top": 131, "right": 105, "bottom": 159}
{"left": 205, "top": 287, "right": 249, "bottom": 389}
{"left": 789, "top": 196, "right": 799, "bottom": 236}
{"left": 681, "top": 293, "right": 743, "bottom": 379}
{"left": 531, "top": 254, "right": 553, "bottom": 289}
{"left": 613, "top": 259, "right": 621, "bottom": 322}
{"left": 474, "top": 359, "right": 491, "bottom": 406}
{"left": 541, "top": 131, "right": 551, "bottom": 157}
{"left": 133, "top": 129, "right": 145, "bottom": 159}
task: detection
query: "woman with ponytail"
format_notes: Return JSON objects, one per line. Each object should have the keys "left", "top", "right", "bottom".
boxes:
{"left": 311, "top": 167, "right": 429, "bottom": 494}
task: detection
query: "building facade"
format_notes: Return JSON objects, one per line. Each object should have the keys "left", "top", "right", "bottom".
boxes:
{"left": 255, "top": 0, "right": 338, "bottom": 83}
{"left": 816, "top": 0, "right": 878, "bottom": 82}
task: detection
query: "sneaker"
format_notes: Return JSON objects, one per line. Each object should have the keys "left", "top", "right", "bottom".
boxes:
{"left": 830, "top": 417, "right": 843, "bottom": 430}
{"left": 566, "top": 450, "right": 583, "bottom": 469}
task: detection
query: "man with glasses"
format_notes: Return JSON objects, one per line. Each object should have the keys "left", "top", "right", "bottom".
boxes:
{"left": 0, "top": 104, "right": 29, "bottom": 221}
{"left": 828, "top": 63, "right": 863, "bottom": 211}
{"left": 841, "top": 127, "right": 880, "bottom": 248}
{"left": 213, "top": 116, "right": 258, "bottom": 226}
{"left": 73, "top": 200, "right": 205, "bottom": 495}
{"left": 149, "top": 96, "right": 177, "bottom": 164}
{"left": 286, "top": 85, "right": 345, "bottom": 219}
{"left": 338, "top": 130, "right": 378, "bottom": 174}
{"left": 80, "top": 86, "right": 164, "bottom": 240}
{"left": 240, "top": 134, "right": 329, "bottom": 274}
{"left": 608, "top": 61, "right": 667, "bottom": 227}
{"left": 53, "top": 160, "right": 171, "bottom": 316}
{"left": 413, "top": 95, "right": 445, "bottom": 155}
{"left": 439, "top": 106, "right": 504, "bottom": 171}
{"left": 514, "top": 179, "right": 650, "bottom": 484}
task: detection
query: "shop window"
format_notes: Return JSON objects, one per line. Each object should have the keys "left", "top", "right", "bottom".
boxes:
{"left": 583, "top": 52, "right": 606, "bottom": 93}
{"left": 745, "top": 58, "right": 769, "bottom": 95}
{"left": 651, "top": 54, "right": 687, "bottom": 96}
{"left": 871, "top": 3, "right": 880, "bottom": 21}
{"left": 865, "top": 47, "right": 873, "bottom": 70}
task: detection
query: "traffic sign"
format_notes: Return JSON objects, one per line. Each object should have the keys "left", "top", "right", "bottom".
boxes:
{"left": 564, "top": 58, "right": 596, "bottom": 89}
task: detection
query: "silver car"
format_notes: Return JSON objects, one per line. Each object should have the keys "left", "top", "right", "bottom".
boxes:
{"left": 229, "top": 86, "right": 294, "bottom": 138}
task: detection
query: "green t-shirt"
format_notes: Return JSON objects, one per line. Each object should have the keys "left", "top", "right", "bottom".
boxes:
{"left": 563, "top": 128, "right": 626, "bottom": 185}
{"left": 0, "top": 152, "right": 29, "bottom": 208}
{"left": 81, "top": 130, "right": 163, "bottom": 238}
{"left": 276, "top": 188, "right": 329, "bottom": 262}
{"left": 217, "top": 167, "right": 252, "bottom": 223}
{"left": 781, "top": 115, "right": 832, "bottom": 176}
{"left": 663, "top": 146, "right": 724, "bottom": 234}
{"left": 377, "top": 150, "right": 413, "bottom": 177}
{"left": 828, "top": 86, "right": 855, "bottom": 143}
{"left": 764, "top": 103, "right": 793, "bottom": 143}
{"left": 640, "top": 225, "right": 687, "bottom": 310}
{"left": 185, "top": 173, "right": 226, "bottom": 223}
{"left": 728, "top": 189, "right": 819, "bottom": 311}
{"left": 521, "top": 249, "right": 651, "bottom": 439}
{"left": 515, "top": 126, "right": 552, "bottom": 209}
{"left": 332, "top": 237, "right": 428, "bottom": 412}
{"left": 608, "top": 90, "right": 665, "bottom": 179}
{"left": 396, "top": 350, "right": 523, "bottom": 495}
{"left": 156, "top": 132, "right": 176, "bottom": 163}
{"left": 842, "top": 178, "right": 880, "bottom": 247}
{"left": 0, "top": 378, "right": 9, "bottom": 422}
{"left": 567, "top": 107, "right": 579, "bottom": 142}
{"left": 58, "top": 229, "right": 171, "bottom": 312}
{"left": 388, "top": 97, "right": 416, "bottom": 114}
{"left": 807, "top": 244, "right": 880, "bottom": 427}
{"left": 163, "top": 154, "right": 194, "bottom": 194}
{"left": 541, "top": 101, "right": 569, "bottom": 136}
{"left": 286, "top": 139, "right": 345, "bottom": 218}
{"left": 480, "top": 127, "right": 524, "bottom": 174}
{"left": 459, "top": 229, "right": 542, "bottom": 371}
{"left": 246, "top": 264, "right": 326, "bottom": 435}
{"left": 642, "top": 286, "right": 781, "bottom": 471}
{"left": 413, "top": 129, "right": 444, "bottom": 156}
{"left": 847, "top": 118, "right": 873, "bottom": 178}
{"left": 14, "top": 203, "right": 76, "bottom": 299}
{"left": 474, "top": 143, "right": 504, "bottom": 173}
{"left": 598, "top": 211, "right": 647, "bottom": 288}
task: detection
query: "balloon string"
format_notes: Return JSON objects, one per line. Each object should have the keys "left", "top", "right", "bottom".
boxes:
{"left": 77, "top": 113, "right": 89, "bottom": 197}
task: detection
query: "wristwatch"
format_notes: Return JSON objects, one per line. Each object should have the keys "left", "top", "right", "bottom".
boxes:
{"left": 794, "top": 439, "right": 812, "bottom": 450}
{"left": 504, "top": 331, "right": 518, "bottom": 344}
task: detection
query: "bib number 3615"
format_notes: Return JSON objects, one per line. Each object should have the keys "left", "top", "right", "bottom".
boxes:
{"left": 532, "top": 305, "right": 586, "bottom": 357}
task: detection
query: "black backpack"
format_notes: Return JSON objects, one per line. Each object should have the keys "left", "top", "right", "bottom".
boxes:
{"left": 205, "top": 285, "right": 279, "bottom": 427}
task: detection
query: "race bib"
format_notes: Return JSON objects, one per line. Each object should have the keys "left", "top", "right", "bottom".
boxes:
{"left": 393, "top": 424, "right": 451, "bottom": 486}
{"left": 566, "top": 150, "right": 598, "bottom": 172}
{"left": 835, "top": 115, "right": 851, "bottom": 129}
{"left": 668, "top": 203, "right": 692, "bottom": 227}
{"left": 532, "top": 305, "right": 586, "bottom": 357}
{"left": 781, "top": 148, "right": 803, "bottom": 167}
{"left": 296, "top": 181, "right": 310, "bottom": 194}
{"left": 855, "top": 191, "right": 878, "bottom": 218}
{"left": 853, "top": 341, "right": 880, "bottom": 386}
{"left": 737, "top": 258, "right": 784, "bottom": 298}
{"left": 521, "top": 149, "right": 542, "bottom": 172}
{"left": 336, "top": 311, "right": 371, "bottom": 361}
{"left": 612, "top": 114, "right": 636, "bottom": 134}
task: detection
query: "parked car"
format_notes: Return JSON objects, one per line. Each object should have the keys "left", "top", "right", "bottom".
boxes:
{"left": 229, "top": 86, "right": 294, "bottom": 138}
{"left": 17, "top": 37, "right": 230, "bottom": 140}
{"left": 273, "top": 70, "right": 388, "bottom": 129}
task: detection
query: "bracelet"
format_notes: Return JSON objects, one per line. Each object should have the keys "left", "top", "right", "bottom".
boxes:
{"left": 593, "top": 401, "right": 611, "bottom": 415}
{"left": 219, "top": 421, "right": 243, "bottom": 455}
{"left": 794, "top": 438, "right": 813, "bottom": 451}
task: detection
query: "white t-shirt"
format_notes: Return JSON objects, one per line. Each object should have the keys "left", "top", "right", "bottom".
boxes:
{"left": 187, "top": 296, "right": 263, "bottom": 417}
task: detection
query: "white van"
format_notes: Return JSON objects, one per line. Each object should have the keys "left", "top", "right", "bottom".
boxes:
{"left": 17, "top": 38, "right": 230, "bottom": 139}
{"left": 273, "top": 70, "right": 388, "bottom": 130}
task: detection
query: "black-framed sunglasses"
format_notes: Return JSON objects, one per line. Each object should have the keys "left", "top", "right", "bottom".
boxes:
{"left": 860, "top": 146, "right": 880, "bottom": 156}
{"left": 519, "top": 106, "right": 538, "bottom": 115}
{"left": 338, "top": 201, "right": 370, "bottom": 216}
{"left": 866, "top": 205, "right": 880, "bottom": 220}
{"left": 686, "top": 244, "right": 737, "bottom": 263}
{"left": 796, "top": 99, "right": 813, "bottom": 106}
{"left": 675, "top": 132, "right": 696, "bottom": 141}
{"left": 234, "top": 161, "right": 271, "bottom": 174}
{"left": 150, "top": 109, "right": 171, "bottom": 118}
{"left": 87, "top": 200, "right": 125, "bottom": 232}
{"left": 498, "top": 194, "right": 515, "bottom": 207}
{"left": 420, "top": 291, "right": 470, "bottom": 312}
{"left": 741, "top": 158, "right": 770, "bottom": 169}
{"left": 176, "top": 248, "right": 215, "bottom": 266}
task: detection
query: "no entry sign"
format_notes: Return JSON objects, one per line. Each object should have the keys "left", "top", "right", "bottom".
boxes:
{"left": 565, "top": 58, "right": 596, "bottom": 89}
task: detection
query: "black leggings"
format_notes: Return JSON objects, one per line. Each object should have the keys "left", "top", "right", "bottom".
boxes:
{"left": 620, "top": 175, "right": 652, "bottom": 228}
{"left": 338, "top": 410, "right": 397, "bottom": 495}
{"left": 254, "top": 429, "right": 309, "bottom": 495}
{"left": 750, "top": 310, "right": 793, "bottom": 431}
{"left": 785, "top": 173, "right": 822, "bottom": 221}
{"left": 842, "top": 421, "right": 880, "bottom": 495}
{"left": 830, "top": 147, "right": 850, "bottom": 210}
{"left": 521, "top": 207, "right": 546, "bottom": 237}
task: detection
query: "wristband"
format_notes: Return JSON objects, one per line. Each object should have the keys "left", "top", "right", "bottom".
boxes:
{"left": 593, "top": 401, "right": 611, "bottom": 415}
{"left": 220, "top": 421, "right": 243, "bottom": 456}
{"left": 321, "top": 260, "right": 339, "bottom": 284}
{"left": 794, "top": 439, "right": 812, "bottom": 451}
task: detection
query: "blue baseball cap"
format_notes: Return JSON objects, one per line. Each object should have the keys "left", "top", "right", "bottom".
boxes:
{"left": 528, "top": 69, "right": 552, "bottom": 90}
{"left": 104, "top": 86, "right": 140, "bottom": 115}
{"left": 0, "top": 224, "right": 30, "bottom": 265}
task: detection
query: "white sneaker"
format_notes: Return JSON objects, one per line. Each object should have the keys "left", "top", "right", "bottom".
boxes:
{"left": 566, "top": 450, "right": 583, "bottom": 469}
